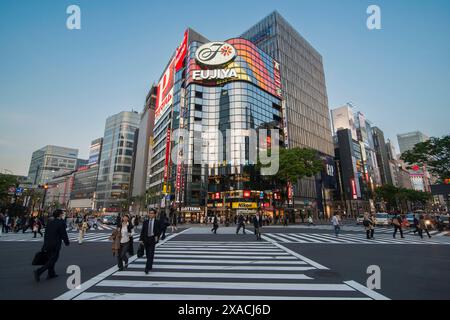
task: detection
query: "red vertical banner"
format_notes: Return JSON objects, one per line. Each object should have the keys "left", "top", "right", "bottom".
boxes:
{"left": 163, "top": 128, "right": 172, "bottom": 185}
{"left": 175, "top": 29, "right": 188, "bottom": 72}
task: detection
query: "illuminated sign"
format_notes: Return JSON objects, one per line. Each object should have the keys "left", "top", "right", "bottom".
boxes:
{"left": 243, "top": 190, "right": 251, "bottom": 198}
{"left": 195, "top": 42, "right": 236, "bottom": 67}
{"left": 155, "top": 59, "right": 175, "bottom": 123}
{"left": 351, "top": 179, "right": 357, "bottom": 199}
{"left": 232, "top": 202, "right": 257, "bottom": 209}
{"left": 192, "top": 69, "right": 237, "bottom": 80}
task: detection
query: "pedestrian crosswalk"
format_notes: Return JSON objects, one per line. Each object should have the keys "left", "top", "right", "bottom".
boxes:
{"left": 66, "top": 223, "right": 116, "bottom": 231}
{"left": 262, "top": 233, "right": 450, "bottom": 245}
{"left": 0, "top": 232, "right": 169, "bottom": 242}
{"left": 278, "top": 224, "right": 444, "bottom": 235}
{"left": 59, "top": 239, "right": 388, "bottom": 300}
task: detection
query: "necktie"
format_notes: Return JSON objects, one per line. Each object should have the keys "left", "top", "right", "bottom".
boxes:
{"left": 148, "top": 219, "right": 154, "bottom": 237}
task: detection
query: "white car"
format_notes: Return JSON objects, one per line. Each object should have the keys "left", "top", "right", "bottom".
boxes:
{"left": 375, "top": 213, "right": 390, "bottom": 226}
{"left": 356, "top": 214, "right": 365, "bottom": 225}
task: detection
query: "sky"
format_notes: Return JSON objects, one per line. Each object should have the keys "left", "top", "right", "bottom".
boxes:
{"left": 0, "top": 0, "right": 449, "bottom": 176}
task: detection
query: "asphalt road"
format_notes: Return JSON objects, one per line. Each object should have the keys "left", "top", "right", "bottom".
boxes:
{"left": 0, "top": 226, "right": 449, "bottom": 300}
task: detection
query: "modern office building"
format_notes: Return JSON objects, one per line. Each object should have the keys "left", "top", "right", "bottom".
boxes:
{"left": 372, "top": 127, "right": 393, "bottom": 186}
{"left": 69, "top": 138, "right": 103, "bottom": 211}
{"left": 241, "top": 11, "right": 336, "bottom": 217}
{"left": 331, "top": 105, "right": 358, "bottom": 141}
{"left": 27, "top": 145, "right": 79, "bottom": 186}
{"left": 131, "top": 86, "right": 157, "bottom": 204}
{"left": 45, "top": 170, "right": 76, "bottom": 208}
{"left": 397, "top": 131, "right": 429, "bottom": 155}
{"left": 96, "top": 111, "right": 140, "bottom": 211}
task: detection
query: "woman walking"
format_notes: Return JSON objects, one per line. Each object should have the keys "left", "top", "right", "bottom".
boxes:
{"left": 418, "top": 215, "right": 432, "bottom": 239}
{"left": 78, "top": 217, "right": 88, "bottom": 244}
{"left": 170, "top": 208, "right": 178, "bottom": 233}
{"left": 109, "top": 215, "right": 133, "bottom": 271}
{"left": 32, "top": 217, "right": 43, "bottom": 238}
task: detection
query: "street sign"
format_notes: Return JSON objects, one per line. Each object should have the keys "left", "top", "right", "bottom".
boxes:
{"left": 15, "top": 187, "right": 24, "bottom": 195}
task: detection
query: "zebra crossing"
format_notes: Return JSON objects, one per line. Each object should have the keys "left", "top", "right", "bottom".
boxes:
{"left": 57, "top": 238, "right": 389, "bottom": 300}
{"left": 0, "top": 231, "right": 166, "bottom": 242}
{"left": 281, "top": 224, "right": 443, "bottom": 235}
{"left": 66, "top": 223, "right": 116, "bottom": 231}
{"left": 262, "top": 232, "right": 450, "bottom": 245}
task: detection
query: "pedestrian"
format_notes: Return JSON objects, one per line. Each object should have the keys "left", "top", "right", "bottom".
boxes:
{"left": 363, "top": 213, "right": 375, "bottom": 239}
{"left": 308, "top": 215, "right": 314, "bottom": 226}
{"left": 139, "top": 209, "right": 161, "bottom": 274}
{"left": 170, "top": 208, "right": 178, "bottom": 232}
{"left": 331, "top": 213, "right": 341, "bottom": 237}
{"left": 4, "top": 213, "right": 10, "bottom": 233}
{"left": 392, "top": 214, "right": 405, "bottom": 239}
{"left": 109, "top": 215, "right": 133, "bottom": 271}
{"left": 32, "top": 217, "right": 43, "bottom": 238}
{"left": 418, "top": 215, "right": 432, "bottom": 239}
{"left": 78, "top": 217, "right": 88, "bottom": 244}
{"left": 211, "top": 214, "right": 219, "bottom": 234}
{"left": 0, "top": 212, "right": 4, "bottom": 237}
{"left": 33, "top": 209, "right": 70, "bottom": 282}
{"left": 413, "top": 215, "right": 420, "bottom": 235}
{"left": 236, "top": 214, "right": 246, "bottom": 234}
{"left": 283, "top": 214, "right": 288, "bottom": 227}
{"left": 159, "top": 212, "right": 169, "bottom": 240}
{"left": 253, "top": 211, "right": 263, "bottom": 240}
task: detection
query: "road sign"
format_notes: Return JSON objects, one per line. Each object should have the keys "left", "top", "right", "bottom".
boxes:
{"left": 15, "top": 187, "right": 24, "bottom": 195}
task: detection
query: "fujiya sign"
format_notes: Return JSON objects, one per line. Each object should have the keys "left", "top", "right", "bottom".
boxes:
{"left": 195, "top": 42, "right": 236, "bottom": 67}
{"left": 193, "top": 69, "right": 237, "bottom": 81}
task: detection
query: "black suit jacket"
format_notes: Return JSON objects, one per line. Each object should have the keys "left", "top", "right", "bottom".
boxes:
{"left": 43, "top": 218, "right": 69, "bottom": 251}
{"left": 253, "top": 215, "right": 263, "bottom": 228}
{"left": 140, "top": 219, "right": 161, "bottom": 243}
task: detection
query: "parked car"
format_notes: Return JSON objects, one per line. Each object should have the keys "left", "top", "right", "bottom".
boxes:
{"left": 436, "top": 215, "right": 449, "bottom": 231}
{"left": 102, "top": 215, "right": 116, "bottom": 225}
{"left": 375, "top": 213, "right": 390, "bottom": 226}
{"left": 356, "top": 214, "right": 365, "bottom": 225}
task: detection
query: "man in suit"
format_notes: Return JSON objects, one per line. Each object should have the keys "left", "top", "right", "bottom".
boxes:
{"left": 34, "top": 209, "right": 70, "bottom": 282}
{"left": 211, "top": 214, "right": 219, "bottom": 234}
{"left": 140, "top": 209, "right": 161, "bottom": 274}
{"left": 253, "top": 211, "right": 263, "bottom": 240}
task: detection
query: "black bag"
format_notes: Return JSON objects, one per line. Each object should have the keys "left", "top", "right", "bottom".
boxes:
{"left": 363, "top": 219, "right": 371, "bottom": 227}
{"left": 137, "top": 243, "right": 145, "bottom": 258}
{"left": 32, "top": 250, "right": 49, "bottom": 266}
{"left": 128, "top": 236, "right": 134, "bottom": 256}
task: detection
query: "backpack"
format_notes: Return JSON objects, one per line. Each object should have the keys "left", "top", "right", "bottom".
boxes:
{"left": 363, "top": 219, "right": 371, "bottom": 227}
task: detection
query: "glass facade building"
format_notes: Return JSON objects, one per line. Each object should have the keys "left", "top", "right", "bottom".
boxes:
{"left": 241, "top": 11, "right": 335, "bottom": 216}
{"left": 96, "top": 111, "right": 140, "bottom": 210}
{"left": 27, "top": 145, "right": 79, "bottom": 186}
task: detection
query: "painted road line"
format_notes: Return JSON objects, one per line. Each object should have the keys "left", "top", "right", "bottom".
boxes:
{"left": 344, "top": 280, "right": 390, "bottom": 300}
{"left": 96, "top": 280, "right": 354, "bottom": 291}
{"left": 126, "top": 264, "right": 316, "bottom": 271}
{"left": 262, "top": 235, "right": 329, "bottom": 270}
{"left": 73, "top": 292, "right": 371, "bottom": 300}
{"left": 154, "top": 254, "right": 296, "bottom": 259}
{"left": 112, "top": 271, "right": 313, "bottom": 280}
{"left": 54, "top": 228, "right": 191, "bottom": 300}
{"left": 135, "top": 259, "right": 307, "bottom": 265}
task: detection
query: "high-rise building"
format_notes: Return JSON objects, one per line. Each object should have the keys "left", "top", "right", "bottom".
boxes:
{"left": 131, "top": 87, "right": 157, "bottom": 203}
{"left": 241, "top": 11, "right": 335, "bottom": 215}
{"left": 96, "top": 111, "right": 140, "bottom": 211}
{"left": 397, "top": 131, "right": 429, "bottom": 155}
{"left": 27, "top": 145, "right": 79, "bottom": 186}
{"left": 331, "top": 104, "right": 358, "bottom": 141}
{"left": 69, "top": 138, "right": 103, "bottom": 211}
{"left": 372, "top": 127, "right": 393, "bottom": 186}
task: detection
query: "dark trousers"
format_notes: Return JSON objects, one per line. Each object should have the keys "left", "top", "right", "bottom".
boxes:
{"left": 366, "top": 229, "right": 374, "bottom": 239}
{"left": 236, "top": 223, "right": 246, "bottom": 234}
{"left": 37, "top": 248, "right": 60, "bottom": 277}
{"left": 393, "top": 225, "right": 404, "bottom": 238}
{"left": 117, "top": 242, "right": 129, "bottom": 269}
{"left": 255, "top": 227, "right": 262, "bottom": 240}
{"left": 144, "top": 237, "right": 156, "bottom": 271}
{"left": 418, "top": 228, "right": 431, "bottom": 239}
{"left": 161, "top": 227, "right": 167, "bottom": 240}
{"left": 33, "top": 228, "right": 43, "bottom": 238}
{"left": 211, "top": 224, "right": 218, "bottom": 234}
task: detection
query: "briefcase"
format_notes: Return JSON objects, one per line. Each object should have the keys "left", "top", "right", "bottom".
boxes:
{"left": 137, "top": 243, "right": 145, "bottom": 258}
{"left": 32, "top": 250, "right": 49, "bottom": 266}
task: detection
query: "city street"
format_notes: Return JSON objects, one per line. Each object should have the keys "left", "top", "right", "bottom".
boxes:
{"left": 1, "top": 225, "right": 449, "bottom": 300}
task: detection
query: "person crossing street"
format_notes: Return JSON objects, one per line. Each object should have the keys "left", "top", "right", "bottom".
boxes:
{"left": 211, "top": 214, "right": 219, "bottom": 234}
{"left": 392, "top": 214, "right": 405, "bottom": 239}
{"left": 418, "top": 215, "right": 432, "bottom": 239}
{"left": 236, "top": 214, "right": 246, "bottom": 234}
{"left": 331, "top": 213, "right": 341, "bottom": 237}
{"left": 140, "top": 209, "right": 161, "bottom": 274}
{"left": 253, "top": 210, "right": 263, "bottom": 240}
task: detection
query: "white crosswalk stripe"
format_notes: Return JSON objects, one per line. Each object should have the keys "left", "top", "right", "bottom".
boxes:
{"left": 262, "top": 233, "right": 450, "bottom": 245}
{"left": 61, "top": 239, "right": 388, "bottom": 300}
{"left": 0, "top": 232, "right": 167, "bottom": 242}
{"left": 283, "top": 224, "right": 442, "bottom": 235}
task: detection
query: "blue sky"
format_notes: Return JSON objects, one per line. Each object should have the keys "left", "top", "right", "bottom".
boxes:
{"left": 0, "top": 0, "right": 449, "bottom": 175}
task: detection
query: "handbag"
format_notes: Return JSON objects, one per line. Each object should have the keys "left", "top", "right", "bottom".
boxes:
{"left": 32, "top": 250, "right": 49, "bottom": 266}
{"left": 127, "top": 236, "right": 134, "bottom": 256}
{"left": 137, "top": 243, "right": 145, "bottom": 258}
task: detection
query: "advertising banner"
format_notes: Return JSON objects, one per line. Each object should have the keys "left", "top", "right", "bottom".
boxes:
{"left": 155, "top": 59, "right": 175, "bottom": 123}
{"left": 175, "top": 29, "right": 188, "bottom": 71}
